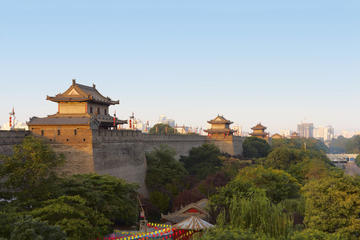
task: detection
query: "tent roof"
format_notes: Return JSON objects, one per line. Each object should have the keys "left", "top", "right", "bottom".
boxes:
{"left": 173, "top": 216, "right": 214, "bottom": 231}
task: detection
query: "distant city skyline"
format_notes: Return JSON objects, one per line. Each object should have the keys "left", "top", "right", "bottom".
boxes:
{"left": 1, "top": 1, "right": 359, "bottom": 134}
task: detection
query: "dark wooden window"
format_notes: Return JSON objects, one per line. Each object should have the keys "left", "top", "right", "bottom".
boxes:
{"left": 41, "top": 130, "right": 44, "bottom": 136}
{"left": 74, "top": 129, "right": 77, "bottom": 135}
{"left": 57, "top": 130, "right": 61, "bottom": 136}
{"left": 97, "top": 107, "right": 100, "bottom": 114}
{"left": 104, "top": 109, "right": 107, "bottom": 115}
{"left": 90, "top": 107, "right": 93, "bottom": 113}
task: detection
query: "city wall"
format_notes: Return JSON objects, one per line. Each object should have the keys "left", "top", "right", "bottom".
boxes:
{"left": 0, "top": 130, "right": 30, "bottom": 156}
{"left": 0, "top": 129, "right": 243, "bottom": 195}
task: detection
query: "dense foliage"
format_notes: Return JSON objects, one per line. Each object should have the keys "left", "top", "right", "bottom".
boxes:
{"left": 0, "top": 137, "right": 139, "bottom": 240}
{"left": 0, "top": 136, "right": 65, "bottom": 207}
{"left": 31, "top": 195, "right": 111, "bottom": 240}
{"left": 272, "top": 138, "right": 329, "bottom": 154}
{"left": 149, "top": 123, "right": 177, "bottom": 135}
{"left": 329, "top": 135, "right": 360, "bottom": 153}
{"left": 356, "top": 155, "right": 360, "bottom": 167}
{"left": 198, "top": 227, "right": 271, "bottom": 240}
{"left": 9, "top": 216, "right": 66, "bottom": 240}
{"left": 302, "top": 175, "right": 360, "bottom": 238}
{"left": 242, "top": 137, "right": 271, "bottom": 158}
{"left": 202, "top": 136, "right": 360, "bottom": 240}
{"left": 144, "top": 144, "right": 241, "bottom": 220}
{"left": 2, "top": 133, "right": 360, "bottom": 239}
{"left": 180, "top": 143, "right": 223, "bottom": 179}
{"left": 58, "top": 174, "right": 138, "bottom": 226}
{"left": 145, "top": 145, "right": 188, "bottom": 218}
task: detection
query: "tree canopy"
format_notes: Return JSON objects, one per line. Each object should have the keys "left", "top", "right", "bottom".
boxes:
{"left": 57, "top": 173, "right": 139, "bottom": 226}
{"left": 149, "top": 123, "right": 177, "bottom": 135}
{"left": 302, "top": 174, "right": 360, "bottom": 239}
{"left": 0, "top": 136, "right": 64, "bottom": 206}
{"left": 242, "top": 137, "right": 271, "bottom": 159}
{"left": 0, "top": 137, "right": 140, "bottom": 239}
{"left": 180, "top": 143, "right": 223, "bottom": 180}
{"left": 31, "top": 195, "right": 111, "bottom": 240}
{"left": 329, "top": 135, "right": 360, "bottom": 154}
{"left": 9, "top": 216, "right": 66, "bottom": 240}
{"left": 145, "top": 145, "right": 188, "bottom": 219}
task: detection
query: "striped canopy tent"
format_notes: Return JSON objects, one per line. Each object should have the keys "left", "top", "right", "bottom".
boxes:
{"left": 173, "top": 216, "right": 214, "bottom": 231}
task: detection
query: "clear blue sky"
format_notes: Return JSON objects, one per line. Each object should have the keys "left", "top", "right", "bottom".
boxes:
{"left": 0, "top": 1, "right": 359, "bottom": 133}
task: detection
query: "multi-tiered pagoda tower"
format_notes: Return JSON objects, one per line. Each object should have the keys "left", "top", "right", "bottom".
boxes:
{"left": 28, "top": 80, "right": 127, "bottom": 141}
{"left": 249, "top": 123, "right": 269, "bottom": 140}
{"left": 205, "top": 115, "right": 235, "bottom": 139}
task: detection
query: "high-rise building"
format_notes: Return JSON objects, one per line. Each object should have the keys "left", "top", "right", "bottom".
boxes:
{"left": 314, "top": 126, "right": 334, "bottom": 141}
{"left": 158, "top": 115, "right": 175, "bottom": 127}
{"left": 297, "top": 123, "right": 314, "bottom": 138}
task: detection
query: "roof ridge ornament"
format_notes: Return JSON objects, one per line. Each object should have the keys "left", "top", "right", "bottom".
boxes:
{"left": 72, "top": 79, "right": 76, "bottom": 85}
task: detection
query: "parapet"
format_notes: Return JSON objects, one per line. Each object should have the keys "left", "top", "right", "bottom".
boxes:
{"left": 0, "top": 130, "right": 29, "bottom": 145}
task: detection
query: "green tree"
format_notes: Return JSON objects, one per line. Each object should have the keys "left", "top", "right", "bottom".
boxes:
{"left": 243, "top": 137, "right": 271, "bottom": 159}
{"left": 235, "top": 166, "right": 301, "bottom": 203}
{"left": 58, "top": 173, "right": 138, "bottom": 226}
{"left": 264, "top": 147, "right": 304, "bottom": 170}
{"left": 31, "top": 195, "right": 111, "bottom": 240}
{"left": 146, "top": 145, "right": 188, "bottom": 193}
{"left": 302, "top": 175, "right": 360, "bottom": 239}
{"left": 209, "top": 166, "right": 301, "bottom": 225}
{"left": 272, "top": 138, "right": 328, "bottom": 154}
{"left": 180, "top": 144, "right": 223, "bottom": 180}
{"left": 149, "top": 191, "right": 170, "bottom": 214}
{"left": 0, "top": 136, "right": 64, "bottom": 206}
{"left": 149, "top": 123, "right": 177, "bottom": 135}
{"left": 145, "top": 145, "right": 188, "bottom": 218}
{"left": 229, "top": 192, "right": 293, "bottom": 239}
{"left": 9, "top": 216, "right": 66, "bottom": 240}
{"left": 329, "top": 135, "right": 360, "bottom": 154}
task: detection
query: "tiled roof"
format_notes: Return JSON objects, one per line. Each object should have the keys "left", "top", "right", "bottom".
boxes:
{"left": 207, "top": 115, "right": 233, "bottom": 124}
{"left": 251, "top": 123, "right": 267, "bottom": 130}
{"left": 47, "top": 80, "right": 119, "bottom": 105}
{"left": 27, "top": 116, "right": 90, "bottom": 126}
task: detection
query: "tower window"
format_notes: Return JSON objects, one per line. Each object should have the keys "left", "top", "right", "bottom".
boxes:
{"left": 104, "top": 109, "right": 107, "bottom": 115}
{"left": 57, "top": 130, "right": 61, "bottom": 136}
{"left": 74, "top": 129, "right": 77, "bottom": 136}
{"left": 90, "top": 107, "right": 93, "bottom": 113}
{"left": 97, "top": 108, "right": 100, "bottom": 114}
{"left": 41, "top": 130, "right": 44, "bottom": 136}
